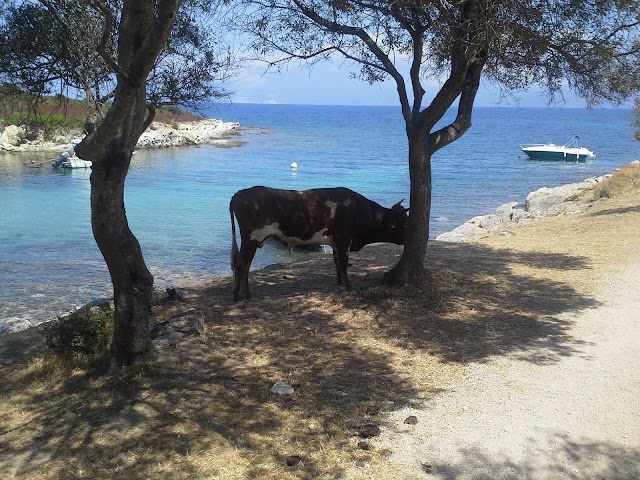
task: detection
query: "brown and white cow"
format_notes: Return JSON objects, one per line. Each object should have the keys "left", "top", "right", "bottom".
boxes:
{"left": 229, "top": 186, "right": 409, "bottom": 301}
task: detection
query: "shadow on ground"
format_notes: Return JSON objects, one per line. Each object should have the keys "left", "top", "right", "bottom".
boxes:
{"left": 0, "top": 240, "right": 605, "bottom": 479}
{"left": 426, "top": 434, "right": 640, "bottom": 479}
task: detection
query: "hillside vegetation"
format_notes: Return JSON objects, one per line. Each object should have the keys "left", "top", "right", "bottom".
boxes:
{"left": 0, "top": 90, "right": 204, "bottom": 140}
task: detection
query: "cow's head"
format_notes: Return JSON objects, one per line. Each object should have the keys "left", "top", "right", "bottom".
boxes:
{"left": 383, "top": 200, "right": 410, "bottom": 245}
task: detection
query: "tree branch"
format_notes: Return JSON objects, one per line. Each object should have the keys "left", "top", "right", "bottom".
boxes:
{"left": 88, "top": 0, "right": 128, "bottom": 82}
{"left": 128, "top": 0, "right": 180, "bottom": 85}
{"left": 289, "top": 0, "right": 412, "bottom": 121}
{"left": 141, "top": 104, "right": 156, "bottom": 133}
{"left": 428, "top": 55, "right": 485, "bottom": 153}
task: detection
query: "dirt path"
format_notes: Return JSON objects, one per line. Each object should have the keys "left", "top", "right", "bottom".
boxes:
{"left": 352, "top": 244, "right": 640, "bottom": 478}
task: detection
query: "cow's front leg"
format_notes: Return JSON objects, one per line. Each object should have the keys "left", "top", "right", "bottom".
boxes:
{"left": 233, "top": 241, "right": 258, "bottom": 301}
{"left": 333, "top": 246, "right": 352, "bottom": 290}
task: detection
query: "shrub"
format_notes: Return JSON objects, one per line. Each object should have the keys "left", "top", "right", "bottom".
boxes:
{"left": 41, "top": 309, "right": 113, "bottom": 360}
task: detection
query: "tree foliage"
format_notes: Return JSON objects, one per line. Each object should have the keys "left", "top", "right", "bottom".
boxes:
{"left": 0, "top": 0, "right": 236, "bottom": 367}
{"left": 0, "top": 0, "right": 233, "bottom": 128}
{"left": 0, "top": 1, "right": 113, "bottom": 124}
{"left": 244, "top": 0, "right": 640, "bottom": 108}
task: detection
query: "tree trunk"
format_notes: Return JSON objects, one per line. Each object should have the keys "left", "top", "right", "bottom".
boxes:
{"left": 383, "top": 138, "right": 431, "bottom": 285}
{"left": 72, "top": 0, "right": 179, "bottom": 368}
{"left": 90, "top": 144, "right": 154, "bottom": 367}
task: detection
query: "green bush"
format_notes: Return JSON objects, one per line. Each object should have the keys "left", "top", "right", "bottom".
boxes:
{"left": 41, "top": 309, "right": 113, "bottom": 360}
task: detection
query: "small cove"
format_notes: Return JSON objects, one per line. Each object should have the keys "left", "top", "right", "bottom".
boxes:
{"left": 1, "top": 104, "right": 638, "bottom": 329}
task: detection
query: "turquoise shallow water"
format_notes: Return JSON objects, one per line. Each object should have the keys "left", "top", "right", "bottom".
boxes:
{"left": 0, "top": 104, "right": 638, "bottom": 327}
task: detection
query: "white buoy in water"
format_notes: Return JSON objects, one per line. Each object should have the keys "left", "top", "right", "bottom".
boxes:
{"left": 290, "top": 162, "right": 298, "bottom": 169}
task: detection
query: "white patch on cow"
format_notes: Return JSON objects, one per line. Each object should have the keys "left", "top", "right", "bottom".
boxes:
{"left": 301, "top": 227, "right": 334, "bottom": 247}
{"left": 325, "top": 201, "right": 338, "bottom": 219}
{"left": 250, "top": 222, "right": 282, "bottom": 242}
{"left": 251, "top": 223, "right": 334, "bottom": 249}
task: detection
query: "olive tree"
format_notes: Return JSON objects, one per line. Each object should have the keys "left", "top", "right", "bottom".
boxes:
{"left": 242, "top": 0, "right": 640, "bottom": 285}
{"left": 0, "top": 0, "right": 231, "bottom": 367}
{"left": 77, "top": 0, "right": 231, "bottom": 367}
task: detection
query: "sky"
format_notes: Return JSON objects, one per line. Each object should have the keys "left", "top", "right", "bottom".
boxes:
{"left": 226, "top": 61, "right": 592, "bottom": 108}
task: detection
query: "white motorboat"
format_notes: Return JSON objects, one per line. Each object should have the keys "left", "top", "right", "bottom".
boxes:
{"left": 520, "top": 136, "right": 595, "bottom": 161}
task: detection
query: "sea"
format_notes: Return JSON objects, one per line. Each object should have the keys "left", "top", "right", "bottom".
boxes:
{"left": 1, "top": 104, "right": 638, "bottom": 329}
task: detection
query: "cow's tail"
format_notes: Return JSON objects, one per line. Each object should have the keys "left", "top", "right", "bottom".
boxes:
{"left": 230, "top": 202, "right": 239, "bottom": 273}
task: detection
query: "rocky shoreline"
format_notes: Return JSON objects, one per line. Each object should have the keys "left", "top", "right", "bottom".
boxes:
{"left": 436, "top": 161, "right": 640, "bottom": 242}
{"left": 0, "top": 118, "right": 241, "bottom": 153}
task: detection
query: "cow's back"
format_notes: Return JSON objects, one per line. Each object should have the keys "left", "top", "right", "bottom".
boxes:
{"left": 230, "top": 186, "right": 361, "bottom": 245}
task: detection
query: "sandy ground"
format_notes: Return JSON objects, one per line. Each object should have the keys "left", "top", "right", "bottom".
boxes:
{"left": 356, "top": 261, "right": 640, "bottom": 479}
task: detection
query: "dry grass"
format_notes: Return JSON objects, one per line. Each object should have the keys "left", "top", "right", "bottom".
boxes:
{"left": 590, "top": 163, "right": 640, "bottom": 200}
{"left": 1, "top": 164, "right": 639, "bottom": 479}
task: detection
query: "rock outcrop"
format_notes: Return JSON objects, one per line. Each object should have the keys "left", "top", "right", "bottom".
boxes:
{"left": 0, "top": 119, "right": 240, "bottom": 153}
{"left": 136, "top": 119, "right": 240, "bottom": 149}
{"left": 436, "top": 175, "right": 608, "bottom": 243}
{"left": 0, "top": 286, "right": 188, "bottom": 336}
{"left": 0, "top": 125, "right": 26, "bottom": 148}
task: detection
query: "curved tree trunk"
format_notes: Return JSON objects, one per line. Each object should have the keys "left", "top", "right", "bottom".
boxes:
{"left": 73, "top": 0, "right": 179, "bottom": 368}
{"left": 90, "top": 144, "right": 153, "bottom": 367}
{"left": 383, "top": 138, "right": 431, "bottom": 285}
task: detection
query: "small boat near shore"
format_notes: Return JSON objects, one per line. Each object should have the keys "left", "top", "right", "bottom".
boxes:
{"left": 51, "top": 151, "right": 92, "bottom": 169}
{"left": 520, "top": 136, "right": 595, "bottom": 161}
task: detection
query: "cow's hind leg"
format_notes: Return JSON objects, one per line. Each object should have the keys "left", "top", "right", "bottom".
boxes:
{"left": 233, "top": 240, "right": 259, "bottom": 301}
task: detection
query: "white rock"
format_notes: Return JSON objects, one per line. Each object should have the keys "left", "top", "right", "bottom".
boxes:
{"left": 151, "top": 338, "right": 171, "bottom": 347}
{"left": 136, "top": 120, "right": 240, "bottom": 149}
{"left": 0, "top": 317, "right": 33, "bottom": 335}
{"left": 0, "top": 125, "right": 25, "bottom": 146}
{"left": 270, "top": 381, "right": 295, "bottom": 395}
{"left": 168, "top": 308, "right": 205, "bottom": 333}
{"left": 151, "top": 331, "right": 184, "bottom": 347}
{"left": 138, "top": 391, "right": 151, "bottom": 401}
{"left": 524, "top": 181, "right": 595, "bottom": 218}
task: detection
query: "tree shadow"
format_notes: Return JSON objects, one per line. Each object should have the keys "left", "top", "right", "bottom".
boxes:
{"left": 425, "top": 434, "right": 640, "bottom": 479}
{"left": 588, "top": 205, "right": 640, "bottom": 216}
{"left": 0, "top": 240, "right": 604, "bottom": 478}
{"left": 348, "top": 241, "right": 600, "bottom": 366}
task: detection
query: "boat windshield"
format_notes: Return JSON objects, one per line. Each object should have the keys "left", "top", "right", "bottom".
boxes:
{"left": 564, "top": 136, "right": 582, "bottom": 148}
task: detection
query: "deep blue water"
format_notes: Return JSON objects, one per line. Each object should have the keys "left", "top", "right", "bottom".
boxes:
{"left": 1, "top": 104, "right": 638, "bottom": 327}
